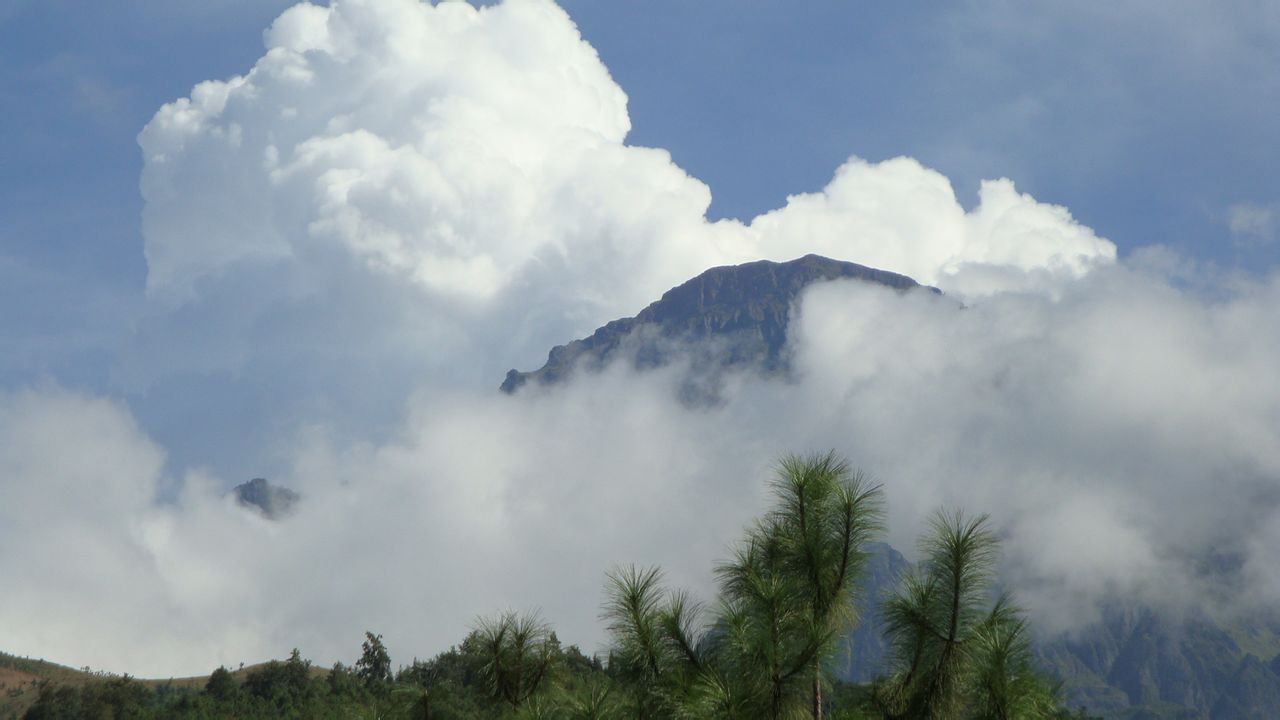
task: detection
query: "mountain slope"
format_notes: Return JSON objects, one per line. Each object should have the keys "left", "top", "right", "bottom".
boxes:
{"left": 1036, "top": 607, "right": 1280, "bottom": 718}
{"left": 0, "top": 652, "right": 289, "bottom": 719}
{"left": 501, "top": 254, "right": 933, "bottom": 394}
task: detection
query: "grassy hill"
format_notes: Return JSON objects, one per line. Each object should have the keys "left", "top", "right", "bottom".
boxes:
{"left": 0, "top": 651, "right": 322, "bottom": 719}
{"left": 0, "top": 653, "right": 97, "bottom": 719}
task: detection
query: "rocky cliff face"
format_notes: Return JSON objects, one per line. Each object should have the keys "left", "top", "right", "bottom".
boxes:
{"left": 1035, "top": 606, "right": 1280, "bottom": 719}
{"left": 233, "top": 477, "right": 300, "bottom": 519}
{"left": 501, "top": 254, "right": 933, "bottom": 394}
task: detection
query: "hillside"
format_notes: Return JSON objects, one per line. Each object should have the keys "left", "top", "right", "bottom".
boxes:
{"left": 0, "top": 654, "right": 84, "bottom": 719}
{"left": 0, "top": 652, "right": 321, "bottom": 719}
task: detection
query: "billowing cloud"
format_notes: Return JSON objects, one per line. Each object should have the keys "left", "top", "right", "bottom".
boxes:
{"left": 0, "top": 376, "right": 775, "bottom": 675}
{"left": 787, "top": 265, "right": 1280, "bottom": 632}
{"left": 8, "top": 261, "right": 1280, "bottom": 675}
{"left": 3, "top": 0, "right": 1276, "bottom": 679}
{"left": 126, "top": 0, "right": 1115, "bottom": 484}
{"left": 751, "top": 158, "right": 1114, "bottom": 295}
{"left": 136, "top": 0, "right": 1112, "bottom": 362}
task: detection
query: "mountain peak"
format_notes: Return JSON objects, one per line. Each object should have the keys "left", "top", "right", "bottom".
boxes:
{"left": 233, "top": 478, "right": 300, "bottom": 519}
{"left": 502, "top": 255, "right": 933, "bottom": 394}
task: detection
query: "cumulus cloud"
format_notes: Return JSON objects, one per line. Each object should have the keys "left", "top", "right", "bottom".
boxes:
{"left": 750, "top": 158, "right": 1114, "bottom": 295}
{"left": 4, "top": 0, "right": 1277, "bottom": 679}
{"left": 125, "top": 0, "right": 1115, "bottom": 483}
{"left": 135, "top": 0, "right": 1111, "bottom": 363}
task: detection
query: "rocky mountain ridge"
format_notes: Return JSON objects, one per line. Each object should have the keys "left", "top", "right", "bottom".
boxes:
{"left": 233, "top": 477, "right": 299, "bottom": 519}
{"left": 501, "top": 254, "right": 934, "bottom": 394}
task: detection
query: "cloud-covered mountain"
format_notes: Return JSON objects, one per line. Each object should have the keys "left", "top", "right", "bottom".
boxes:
{"left": 506, "top": 253, "right": 1280, "bottom": 717}
{"left": 4, "top": 0, "right": 1280, "bottom": 699}
{"left": 502, "top": 254, "right": 933, "bottom": 395}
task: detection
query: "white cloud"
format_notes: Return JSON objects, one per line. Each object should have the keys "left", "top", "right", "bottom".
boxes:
{"left": 137, "top": 0, "right": 1113, "bottom": 333}
{"left": 749, "top": 158, "right": 1114, "bottom": 295}
{"left": 791, "top": 267, "right": 1280, "bottom": 627}
{"left": 9, "top": 263, "right": 1280, "bottom": 675}
{"left": 0, "top": 388, "right": 189, "bottom": 672}
{"left": 0, "top": 376, "right": 773, "bottom": 676}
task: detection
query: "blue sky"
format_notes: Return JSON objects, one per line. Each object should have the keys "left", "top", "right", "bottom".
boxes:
{"left": 1, "top": 0, "right": 1280, "bottom": 676}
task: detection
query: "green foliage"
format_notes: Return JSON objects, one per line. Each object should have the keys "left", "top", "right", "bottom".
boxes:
{"left": 721, "top": 451, "right": 886, "bottom": 719}
{"left": 242, "top": 648, "right": 319, "bottom": 712}
{"left": 601, "top": 450, "right": 886, "bottom": 719}
{"left": 873, "top": 510, "right": 1059, "bottom": 719}
{"left": 204, "top": 665, "right": 238, "bottom": 702}
{"left": 356, "top": 632, "right": 393, "bottom": 691}
{"left": 24, "top": 675, "right": 163, "bottom": 720}
{"left": 558, "top": 676, "right": 622, "bottom": 719}
{"left": 473, "top": 610, "right": 557, "bottom": 710}
{"left": 600, "top": 564, "right": 698, "bottom": 716}
{"left": 327, "top": 661, "right": 362, "bottom": 698}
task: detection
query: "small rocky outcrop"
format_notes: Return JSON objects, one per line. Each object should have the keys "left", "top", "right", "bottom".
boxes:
{"left": 233, "top": 477, "right": 300, "bottom": 519}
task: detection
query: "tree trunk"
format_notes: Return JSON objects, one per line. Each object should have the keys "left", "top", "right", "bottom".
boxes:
{"left": 812, "top": 669, "right": 823, "bottom": 719}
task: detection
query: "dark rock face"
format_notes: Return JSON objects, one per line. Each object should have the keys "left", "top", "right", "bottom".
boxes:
{"left": 501, "top": 254, "right": 933, "bottom": 394}
{"left": 1212, "top": 654, "right": 1280, "bottom": 720}
{"left": 1036, "top": 607, "right": 1280, "bottom": 719}
{"left": 837, "top": 542, "right": 911, "bottom": 684}
{"left": 233, "top": 477, "right": 300, "bottom": 519}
